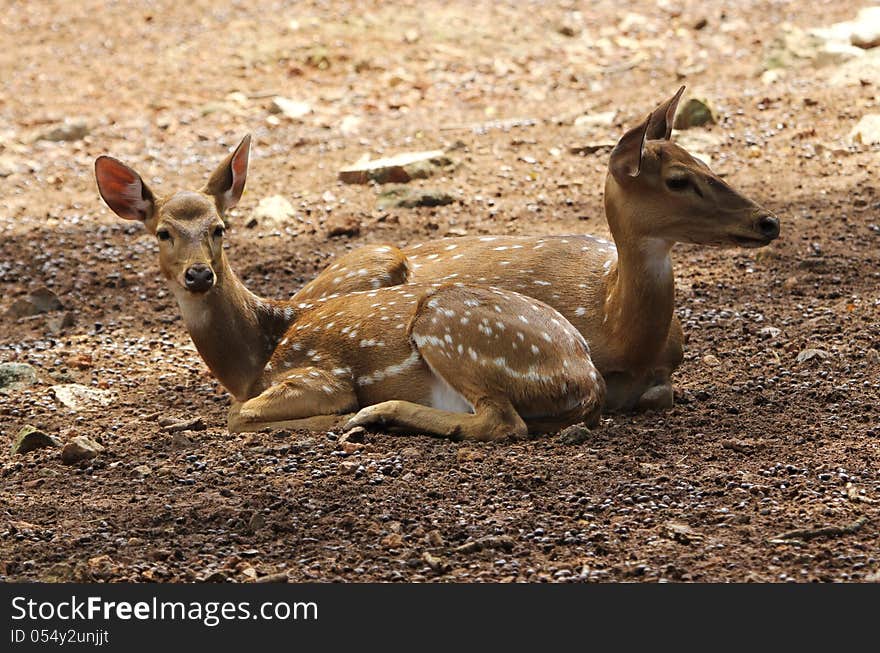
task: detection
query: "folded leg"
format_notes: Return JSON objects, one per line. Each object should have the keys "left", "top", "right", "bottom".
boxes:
{"left": 228, "top": 366, "right": 358, "bottom": 433}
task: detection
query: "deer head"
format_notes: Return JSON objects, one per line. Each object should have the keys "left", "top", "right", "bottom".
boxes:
{"left": 94, "top": 135, "right": 251, "bottom": 295}
{"left": 606, "top": 87, "right": 780, "bottom": 249}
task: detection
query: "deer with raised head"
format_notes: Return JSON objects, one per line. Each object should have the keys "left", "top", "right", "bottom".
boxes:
{"left": 295, "top": 87, "right": 781, "bottom": 412}
{"left": 94, "top": 137, "right": 604, "bottom": 439}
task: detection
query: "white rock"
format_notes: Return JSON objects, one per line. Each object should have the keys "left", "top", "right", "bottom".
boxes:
{"left": 761, "top": 69, "right": 785, "bottom": 85}
{"left": 338, "top": 150, "right": 449, "bottom": 184}
{"left": 269, "top": 97, "right": 311, "bottom": 119}
{"left": 796, "top": 348, "right": 830, "bottom": 364}
{"left": 767, "top": 24, "right": 864, "bottom": 72}
{"left": 0, "top": 155, "right": 19, "bottom": 177}
{"left": 850, "top": 114, "right": 880, "bottom": 145}
{"left": 759, "top": 326, "right": 782, "bottom": 340}
{"left": 339, "top": 115, "right": 363, "bottom": 136}
{"left": 252, "top": 195, "right": 296, "bottom": 228}
{"left": 829, "top": 50, "right": 880, "bottom": 86}
{"left": 818, "top": 7, "right": 880, "bottom": 49}
{"left": 50, "top": 384, "right": 115, "bottom": 410}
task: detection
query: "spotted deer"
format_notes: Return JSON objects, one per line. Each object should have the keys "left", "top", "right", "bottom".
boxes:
{"left": 94, "top": 137, "right": 604, "bottom": 440}
{"left": 295, "top": 87, "right": 781, "bottom": 412}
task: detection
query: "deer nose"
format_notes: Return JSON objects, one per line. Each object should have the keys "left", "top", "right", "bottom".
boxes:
{"left": 756, "top": 214, "right": 780, "bottom": 240}
{"left": 184, "top": 264, "right": 214, "bottom": 292}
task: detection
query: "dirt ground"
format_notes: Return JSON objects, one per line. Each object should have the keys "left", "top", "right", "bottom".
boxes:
{"left": 1, "top": 0, "right": 878, "bottom": 583}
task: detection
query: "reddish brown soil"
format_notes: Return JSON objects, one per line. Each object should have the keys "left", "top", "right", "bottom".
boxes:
{"left": 1, "top": 1, "right": 878, "bottom": 582}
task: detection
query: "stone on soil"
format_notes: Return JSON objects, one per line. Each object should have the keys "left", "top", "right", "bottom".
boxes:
{"left": 61, "top": 435, "right": 105, "bottom": 464}
{"left": 764, "top": 26, "right": 864, "bottom": 71}
{"left": 339, "top": 460, "right": 360, "bottom": 475}
{"left": 161, "top": 416, "right": 206, "bottom": 432}
{"left": 673, "top": 97, "right": 716, "bottom": 129}
{"left": 325, "top": 216, "right": 361, "bottom": 238}
{"left": 339, "top": 115, "right": 363, "bottom": 135}
{"left": 559, "top": 423, "right": 592, "bottom": 445}
{"left": 51, "top": 384, "right": 115, "bottom": 410}
{"left": 849, "top": 114, "right": 880, "bottom": 145}
{"left": 0, "top": 362, "right": 38, "bottom": 390}
{"left": 5, "top": 287, "right": 63, "bottom": 319}
{"left": 339, "top": 426, "right": 367, "bottom": 444}
{"left": 11, "top": 425, "right": 62, "bottom": 455}
{"left": 568, "top": 142, "right": 614, "bottom": 155}
{"left": 250, "top": 195, "right": 296, "bottom": 228}
{"left": 339, "top": 150, "right": 451, "bottom": 184}
{"left": 269, "top": 97, "right": 312, "bottom": 119}
{"left": 0, "top": 155, "right": 24, "bottom": 177}
{"left": 170, "top": 432, "right": 195, "bottom": 449}
{"left": 377, "top": 186, "right": 454, "bottom": 209}
{"left": 46, "top": 311, "right": 76, "bottom": 335}
{"left": 796, "top": 348, "right": 830, "bottom": 363}
{"left": 36, "top": 119, "right": 89, "bottom": 142}
{"left": 827, "top": 7, "right": 880, "bottom": 49}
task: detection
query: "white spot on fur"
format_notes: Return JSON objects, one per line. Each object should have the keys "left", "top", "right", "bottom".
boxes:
{"left": 357, "top": 350, "right": 420, "bottom": 386}
{"left": 414, "top": 333, "right": 445, "bottom": 348}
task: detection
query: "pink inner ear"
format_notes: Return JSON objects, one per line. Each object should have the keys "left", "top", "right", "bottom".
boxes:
{"left": 228, "top": 145, "right": 249, "bottom": 203}
{"left": 104, "top": 168, "right": 140, "bottom": 200}
{"left": 96, "top": 159, "right": 150, "bottom": 220}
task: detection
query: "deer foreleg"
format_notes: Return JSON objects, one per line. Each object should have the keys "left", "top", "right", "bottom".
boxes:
{"left": 344, "top": 397, "right": 528, "bottom": 442}
{"left": 228, "top": 367, "right": 358, "bottom": 433}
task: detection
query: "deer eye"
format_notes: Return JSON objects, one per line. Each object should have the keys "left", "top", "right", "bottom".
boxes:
{"left": 212, "top": 225, "right": 225, "bottom": 238}
{"left": 665, "top": 177, "right": 691, "bottom": 192}
{"left": 156, "top": 229, "right": 172, "bottom": 242}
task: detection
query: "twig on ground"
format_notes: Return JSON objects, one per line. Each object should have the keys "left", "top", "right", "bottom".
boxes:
{"left": 770, "top": 516, "right": 868, "bottom": 543}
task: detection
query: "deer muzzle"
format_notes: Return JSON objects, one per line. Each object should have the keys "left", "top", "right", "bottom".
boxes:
{"left": 731, "top": 212, "right": 780, "bottom": 248}
{"left": 184, "top": 263, "right": 215, "bottom": 293}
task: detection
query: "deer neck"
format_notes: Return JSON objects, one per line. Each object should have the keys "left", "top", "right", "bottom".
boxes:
{"left": 604, "top": 206, "right": 675, "bottom": 369}
{"left": 171, "top": 261, "right": 291, "bottom": 400}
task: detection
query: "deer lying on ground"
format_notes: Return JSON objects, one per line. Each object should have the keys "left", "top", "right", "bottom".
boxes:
{"left": 294, "top": 87, "right": 781, "bottom": 412}
{"left": 94, "top": 137, "right": 604, "bottom": 439}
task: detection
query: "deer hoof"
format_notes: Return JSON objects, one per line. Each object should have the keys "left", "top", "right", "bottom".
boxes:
{"left": 638, "top": 383, "right": 674, "bottom": 412}
{"left": 343, "top": 405, "right": 387, "bottom": 431}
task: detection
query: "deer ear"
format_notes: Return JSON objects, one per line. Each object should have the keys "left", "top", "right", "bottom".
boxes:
{"left": 204, "top": 134, "right": 250, "bottom": 213}
{"left": 645, "top": 86, "right": 685, "bottom": 141}
{"left": 609, "top": 112, "right": 651, "bottom": 181}
{"left": 94, "top": 156, "right": 156, "bottom": 222}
